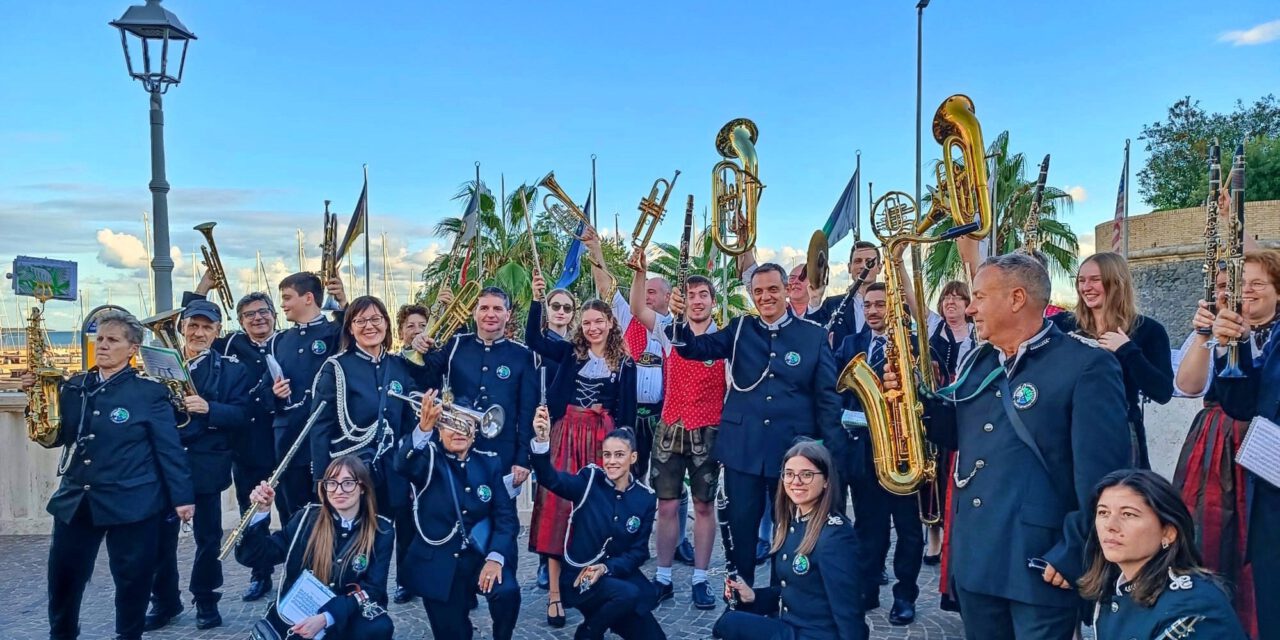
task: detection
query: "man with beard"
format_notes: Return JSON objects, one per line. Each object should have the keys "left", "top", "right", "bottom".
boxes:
{"left": 673, "top": 263, "right": 842, "bottom": 588}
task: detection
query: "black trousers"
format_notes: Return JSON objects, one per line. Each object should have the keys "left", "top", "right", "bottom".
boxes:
{"left": 151, "top": 491, "right": 224, "bottom": 609}
{"left": 569, "top": 575, "right": 666, "bottom": 640}
{"left": 723, "top": 468, "right": 778, "bottom": 587}
{"left": 262, "top": 603, "right": 394, "bottom": 640}
{"left": 713, "top": 610, "right": 797, "bottom": 640}
{"left": 393, "top": 502, "right": 415, "bottom": 590}
{"left": 852, "top": 471, "right": 923, "bottom": 603}
{"left": 1251, "top": 480, "right": 1280, "bottom": 639}
{"left": 421, "top": 553, "right": 521, "bottom": 640}
{"left": 48, "top": 503, "right": 161, "bottom": 640}
{"left": 232, "top": 461, "right": 276, "bottom": 581}
{"left": 954, "top": 587, "right": 1077, "bottom": 640}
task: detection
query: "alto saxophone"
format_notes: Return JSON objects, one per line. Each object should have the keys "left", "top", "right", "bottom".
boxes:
{"left": 26, "top": 292, "right": 65, "bottom": 447}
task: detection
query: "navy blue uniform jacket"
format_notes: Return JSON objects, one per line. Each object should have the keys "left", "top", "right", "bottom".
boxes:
{"left": 273, "top": 315, "right": 343, "bottom": 471}
{"left": 183, "top": 349, "right": 254, "bottom": 495}
{"left": 673, "top": 310, "right": 842, "bottom": 478}
{"left": 921, "top": 323, "right": 1130, "bottom": 607}
{"left": 1094, "top": 572, "right": 1246, "bottom": 639}
{"left": 45, "top": 367, "right": 195, "bottom": 526}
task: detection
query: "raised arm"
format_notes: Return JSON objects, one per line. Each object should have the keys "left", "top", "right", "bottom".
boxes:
{"left": 628, "top": 257, "right": 659, "bottom": 332}
{"left": 524, "top": 301, "right": 574, "bottom": 363}
{"left": 672, "top": 317, "right": 736, "bottom": 362}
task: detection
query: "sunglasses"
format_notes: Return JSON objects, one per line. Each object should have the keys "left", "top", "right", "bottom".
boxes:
{"left": 549, "top": 302, "right": 575, "bottom": 313}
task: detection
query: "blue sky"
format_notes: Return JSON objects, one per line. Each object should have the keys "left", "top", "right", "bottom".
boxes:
{"left": 2, "top": 1, "right": 1278, "bottom": 329}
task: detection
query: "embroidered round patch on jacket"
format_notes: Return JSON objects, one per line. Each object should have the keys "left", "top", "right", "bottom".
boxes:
{"left": 478, "top": 485, "right": 492, "bottom": 502}
{"left": 792, "top": 554, "right": 810, "bottom": 575}
{"left": 311, "top": 340, "right": 327, "bottom": 355}
{"left": 110, "top": 407, "right": 130, "bottom": 424}
{"left": 389, "top": 380, "right": 403, "bottom": 395}
{"left": 784, "top": 351, "right": 801, "bottom": 366}
{"left": 496, "top": 365, "right": 511, "bottom": 380}
{"left": 1012, "top": 382, "right": 1038, "bottom": 410}
{"left": 626, "top": 515, "right": 641, "bottom": 533}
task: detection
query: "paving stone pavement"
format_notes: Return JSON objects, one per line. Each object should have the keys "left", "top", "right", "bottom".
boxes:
{"left": 0, "top": 525, "right": 976, "bottom": 639}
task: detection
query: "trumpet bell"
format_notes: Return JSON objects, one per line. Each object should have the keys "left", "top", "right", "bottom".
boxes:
{"left": 476, "top": 404, "right": 505, "bottom": 440}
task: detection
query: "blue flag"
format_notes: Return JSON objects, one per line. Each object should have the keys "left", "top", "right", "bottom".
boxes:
{"left": 554, "top": 188, "right": 594, "bottom": 290}
{"left": 821, "top": 163, "right": 859, "bottom": 247}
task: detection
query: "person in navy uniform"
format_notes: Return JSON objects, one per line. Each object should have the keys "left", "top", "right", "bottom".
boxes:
{"left": 715, "top": 440, "right": 869, "bottom": 640}
{"left": 236, "top": 455, "right": 395, "bottom": 640}
{"left": 271, "top": 272, "right": 347, "bottom": 523}
{"left": 804, "top": 241, "right": 883, "bottom": 347}
{"left": 831, "top": 282, "right": 927, "bottom": 624}
{"left": 885, "top": 253, "right": 1131, "bottom": 639}
{"left": 309, "top": 296, "right": 416, "bottom": 517}
{"left": 29, "top": 310, "right": 194, "bottom": 640}
{"left": 1212, "top": 279, "right": 1280, "bottom": 640}
{"left": 393, "top": 389, "right": 522, "bottom": 639}
{"left": 673, "top": 262, "right": 842, "bottom": 588}
{"left": 1079, "top": 469, "right": 1246, "bottom": 639}
{"left": 409, "top": 286, "right": 537, "bottom": 489}
{"left": 143, "top": 301, "right": 254, "bottom": 632}
{"left": 530, "top": 406, "right": 665, "bottom": 640}
{"left": 390, "top": 302, "right": 431, "bottom": 604}
{"left": 182, "top": 273, "right": 284, "bottom": 601}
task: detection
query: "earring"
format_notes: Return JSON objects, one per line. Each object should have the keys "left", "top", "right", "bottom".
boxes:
{"left": 1161, "top": 540, "right": 1170, "bottom": 550}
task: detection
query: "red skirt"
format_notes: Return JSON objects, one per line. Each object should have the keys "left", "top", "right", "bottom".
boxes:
{"left": 1173, "top": 403, "right": 1256, "bottom": 637}
{"left": 528, "top": 406, "right": 614, "bottom": 556}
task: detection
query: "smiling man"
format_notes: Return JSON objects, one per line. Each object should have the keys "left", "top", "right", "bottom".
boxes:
{"left": 673, "top": 262, "right": 842, "bottom": 587}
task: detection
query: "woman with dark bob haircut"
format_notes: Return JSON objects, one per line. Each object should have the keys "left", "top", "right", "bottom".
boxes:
{"left": 1080, "top": 469, "right": 1245, "bottom": 639}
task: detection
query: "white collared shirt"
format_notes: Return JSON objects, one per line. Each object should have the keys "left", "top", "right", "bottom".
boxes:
{"left": 612, "top": 291, "right": 671, "bottom": 404}
{"left": 995, "top": 321, "right": 1054, "bottom": 374}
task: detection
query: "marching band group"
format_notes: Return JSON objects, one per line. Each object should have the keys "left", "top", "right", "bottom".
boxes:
{"left": 22, "top": 112, "right": 1277, "bottom": 640}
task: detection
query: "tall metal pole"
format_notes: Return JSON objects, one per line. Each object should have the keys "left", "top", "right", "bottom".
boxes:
{"left": 148, "top": 88, "right": 174, "bottom": 312}
{"left": 915, "top": 1, "right": 929, "bottom": 215}
{"left": 363, "top": 164, "right": 371, "bottom": 297}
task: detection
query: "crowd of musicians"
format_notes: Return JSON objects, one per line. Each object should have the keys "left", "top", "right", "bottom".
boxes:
{"left": 26, "top": 227, "right": 1278, "bottom": 640}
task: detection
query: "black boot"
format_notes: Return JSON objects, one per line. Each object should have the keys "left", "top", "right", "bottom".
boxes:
{"left": 242, "top": 576, "right": 272, "bottom": 602}
{"left": 142, "top": 602, "right": 183, "bottom": 631}
{"left": 195, "top": 601, "right": 223, "bottom": 630}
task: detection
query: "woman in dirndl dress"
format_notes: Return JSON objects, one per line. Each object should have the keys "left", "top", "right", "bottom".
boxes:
{"left": 525, "top": 272, "right": 637, "bottom": 628}
{"left": 1171, "top": 251, "right": 1280, "bottom": 637}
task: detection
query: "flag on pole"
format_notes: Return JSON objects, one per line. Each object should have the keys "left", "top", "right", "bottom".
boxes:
{"left": 457, "top": 181, "right": 489, "bottom": 286}
{"left": 554, "top": 187, "right": 594, "bottom": 290}
{"left": 1111, "top": 141, "right": 1129, "bottom": 254}
{"left": 338, "top": 175, "right": 368, "bottom": 263}
{"left": 821, "top": 161, "right": 860, "bottom": 247}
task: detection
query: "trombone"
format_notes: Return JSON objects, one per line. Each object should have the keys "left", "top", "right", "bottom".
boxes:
{"left": 194, "top": 222, "right": 234, "bottom": 315}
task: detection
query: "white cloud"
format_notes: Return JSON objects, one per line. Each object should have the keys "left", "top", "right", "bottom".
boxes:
{"left": 1066, "top": 186, "right": 1088, "bottom": 203}
{"left": 1078, "top": 232, "right": 1097, "bottom": 258}
{"left": 1219, "top": 19, "right": 1280, "bottom": 46}
{"left": 96, "top": 228, "right": 185, "bottom": 274}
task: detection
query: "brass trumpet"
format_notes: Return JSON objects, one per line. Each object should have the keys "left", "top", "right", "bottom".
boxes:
{"left": 711, "top": 118, "right": 762, "bottom": 256}
{"left": 194, "top": 222, "right": 234, "bottom": 315}
{"left": 388, "top": 389, "right": 505, "bottom": 439}
{"left": 537, "top": 171, "right": 595, "bottom": 241}
{"left": 319, "top": 200, "right": 342, "bottom": 312}
{"left": 627, "top": 170, "right": 680, "bottom": 271}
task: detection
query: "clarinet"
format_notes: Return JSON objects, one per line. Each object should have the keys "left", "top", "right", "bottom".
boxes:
{"left": 1219, "top": 143, "right": 1247, "bottom": 378}
{"left": 1199, "top": 141, "right": 1222, "bottom": 335}
{"left": 670, "top": 195, "right": 695, "bottom": 347}
{"left": 823, "top": 261, "right": 877, "bottom": 332}
{"left": 1022, "top": 154, "right": 1051, "bottom": 255}
{"left": 714, "top": 465, "right": 739, "bottom": 608}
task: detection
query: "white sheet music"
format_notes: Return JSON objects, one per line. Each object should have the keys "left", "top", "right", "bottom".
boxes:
{"left": 278, "top": 568, "right": 335, "bottom": 634}
{"left": 140, "top": 345, "right": 189, "bottom": 382}
{"left": 1238, "top": 416, "right": 1280, "bottom": 489}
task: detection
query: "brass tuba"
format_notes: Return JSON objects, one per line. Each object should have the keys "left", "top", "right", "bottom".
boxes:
{"left": 537, "top": 171, "right": 595, "bottom": 241}
{"left": 25, "top": 288, "right": 65, "bottom": 447}
{"left": 627, "top": 171, "right": 680, "bottom": 271}
{"left": 918, "top": 95, "right": 993, "bottom": 242}
{"left": 140, "top": 308, "right": 197, "bottom": 428}
{"left": 711, "top": 118, "right": 762, "bottom": 255}
{"left": 194, "top": 222, "right": 235, "bottom": 314}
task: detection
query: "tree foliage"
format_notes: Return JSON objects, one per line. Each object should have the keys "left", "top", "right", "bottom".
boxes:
{"left": 1137, "top": 94, "right": 1280, "bottom": 211}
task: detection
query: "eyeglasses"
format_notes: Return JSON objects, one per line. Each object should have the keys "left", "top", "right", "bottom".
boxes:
{"left": 240, "top": 308, "right": 273, "bottom": 319}
{"left": 352, "top": 316, "right": 386, "bottom": 328}
{"left": 782, "top": 470, "right": 824, "bottom": 485}
{"left": 1243, "top": 280, "right": 1274, "bottom": 291}
{"left": 942, "top": 294, "right": 969, "bottom": 303}
{"left": 549, "top": 302, "right": 575, "bottom": 313}
{"left": 323, "top": 479, "right": 361, "bottom": 493}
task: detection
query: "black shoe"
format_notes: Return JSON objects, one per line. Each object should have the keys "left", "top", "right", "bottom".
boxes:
{"left": 547, "top": 599, "right": 566, "bottom": 628}
{"left": 675, "top": 539, "right": 696, "bottom": 566}
{"left": 878, "top": 570, "right": 890, "bottom": 586}
{"left": 889, "top": 598, "right": 916, "bottom": 625}
{"left": 142, "top": 604, "right": 183, "bottom": 632}
{"left": 691, "top": 581, "right": 716, "bottom": 610}
{"left": 537, "top": 560, "right": 550, "bottom": 590}
{"left": 393, "top": 585, "right": 413, "bottom": 604}
{"left": 922, "top": 553, "right": 941, "bottom": 566}
{"left": 860, "top": 592, "right": 880, "bottom": 612}
{"left": 652, "top": 579, "right": 675, "bottom": 604}
{"left": 242, "top": 577, "right": 272, "bottom": 602}
{"left": 195, "top": 602, "right": 222, "bottom": 630}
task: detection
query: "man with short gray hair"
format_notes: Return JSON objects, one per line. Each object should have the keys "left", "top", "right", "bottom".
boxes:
{"left": 885, "top": 252, "right": 1130, "bottom": 639}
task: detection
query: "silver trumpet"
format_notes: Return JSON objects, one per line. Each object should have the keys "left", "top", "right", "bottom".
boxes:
{"left": 388, "top": 389, "right": 505, "bottom": 439}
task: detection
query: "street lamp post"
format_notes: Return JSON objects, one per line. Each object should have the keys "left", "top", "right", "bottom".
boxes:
{"left": 110, "top": 0, "right": 196, "bottom": 313}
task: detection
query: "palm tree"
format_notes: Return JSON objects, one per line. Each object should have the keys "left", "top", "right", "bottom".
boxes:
{"left": 921, "top": 131, "right": 1080, "bottom": 295}
{"left": 645, "top": 226, "right": 752, "bottom": 320}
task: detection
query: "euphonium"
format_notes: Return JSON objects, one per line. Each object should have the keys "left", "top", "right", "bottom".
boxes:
{"left": 423, "top": 279, "right": 481, "bottom": 347}
{"left": 537, "top": 171, "right": 595, "bottom": 241}
{"left": 836, "top": 193, "right": 936, "bottom": 497}
{"left": 141, "top": 308, "right": 197, "bottom": 428}
{"left": 919, "top": 95, "right": 993, "bottom": 242}
{"left": 319, "top": 200, "right": 342, "bottom": 312}
{"left": 711, "top": 118, "right": 762, "bottom": 255}
{"left": 25, "top": 291, "right": 65, "bottom": 448}
{"left": 194, "top": 221, "right": 235, "bottom": 315}
{"left": 627, "top": 170, "right": 680, "bottom": 271}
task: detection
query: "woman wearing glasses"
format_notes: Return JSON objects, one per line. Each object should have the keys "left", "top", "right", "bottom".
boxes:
{"left": 530, "top": 406, "right": 664, "bottom": 640}
{"left": 309, "top": 296, "right": 419, "bottom": 518}
{"left": 236, "top": 455, "right": 394, "bottom": 640}
{"left": 526, "top": 272, "right": 638, "bottom": 627}
{"left": 1051, "top": 252, "right": 1173, "bottom": 469}
{"left": 716, "top": 441, "right": 869, "bottom": 640}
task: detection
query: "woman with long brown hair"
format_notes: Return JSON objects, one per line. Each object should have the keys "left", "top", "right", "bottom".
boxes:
{"left": 526, "top": 272, "right": 638, "bottom": 627}
{"left": 1051, "top": 252, "right": 1173, "bottom": 468}
{"left": 1080, "top": 469, "right": 1245, "bottom": 639}
{"left": 237, "top": 455, "right": 394, "bottom": 640}
{"left": 716, "top": 441, "right": 869, "bottom": 640}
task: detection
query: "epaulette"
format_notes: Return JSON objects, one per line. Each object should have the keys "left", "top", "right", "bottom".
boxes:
{"left": 826, "top": 513, "right": 845, "bottom": 526}
{"left": 1168, "top": 570, "right": 1194, "bottom": 591}
{"left": 633, "top": 478, "right": 656, "bottom": 494}
{"left": 507, "top": 339, "right": 530, "bottom": 349}
{"left": 224, "top": 353, "right": 241, "bottom": 364}
{"left": 1067, "top": 331, "right": 1102, "bottom": 349}
{"left": 795, "top": 315, "right": 825, "bottom": 329}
